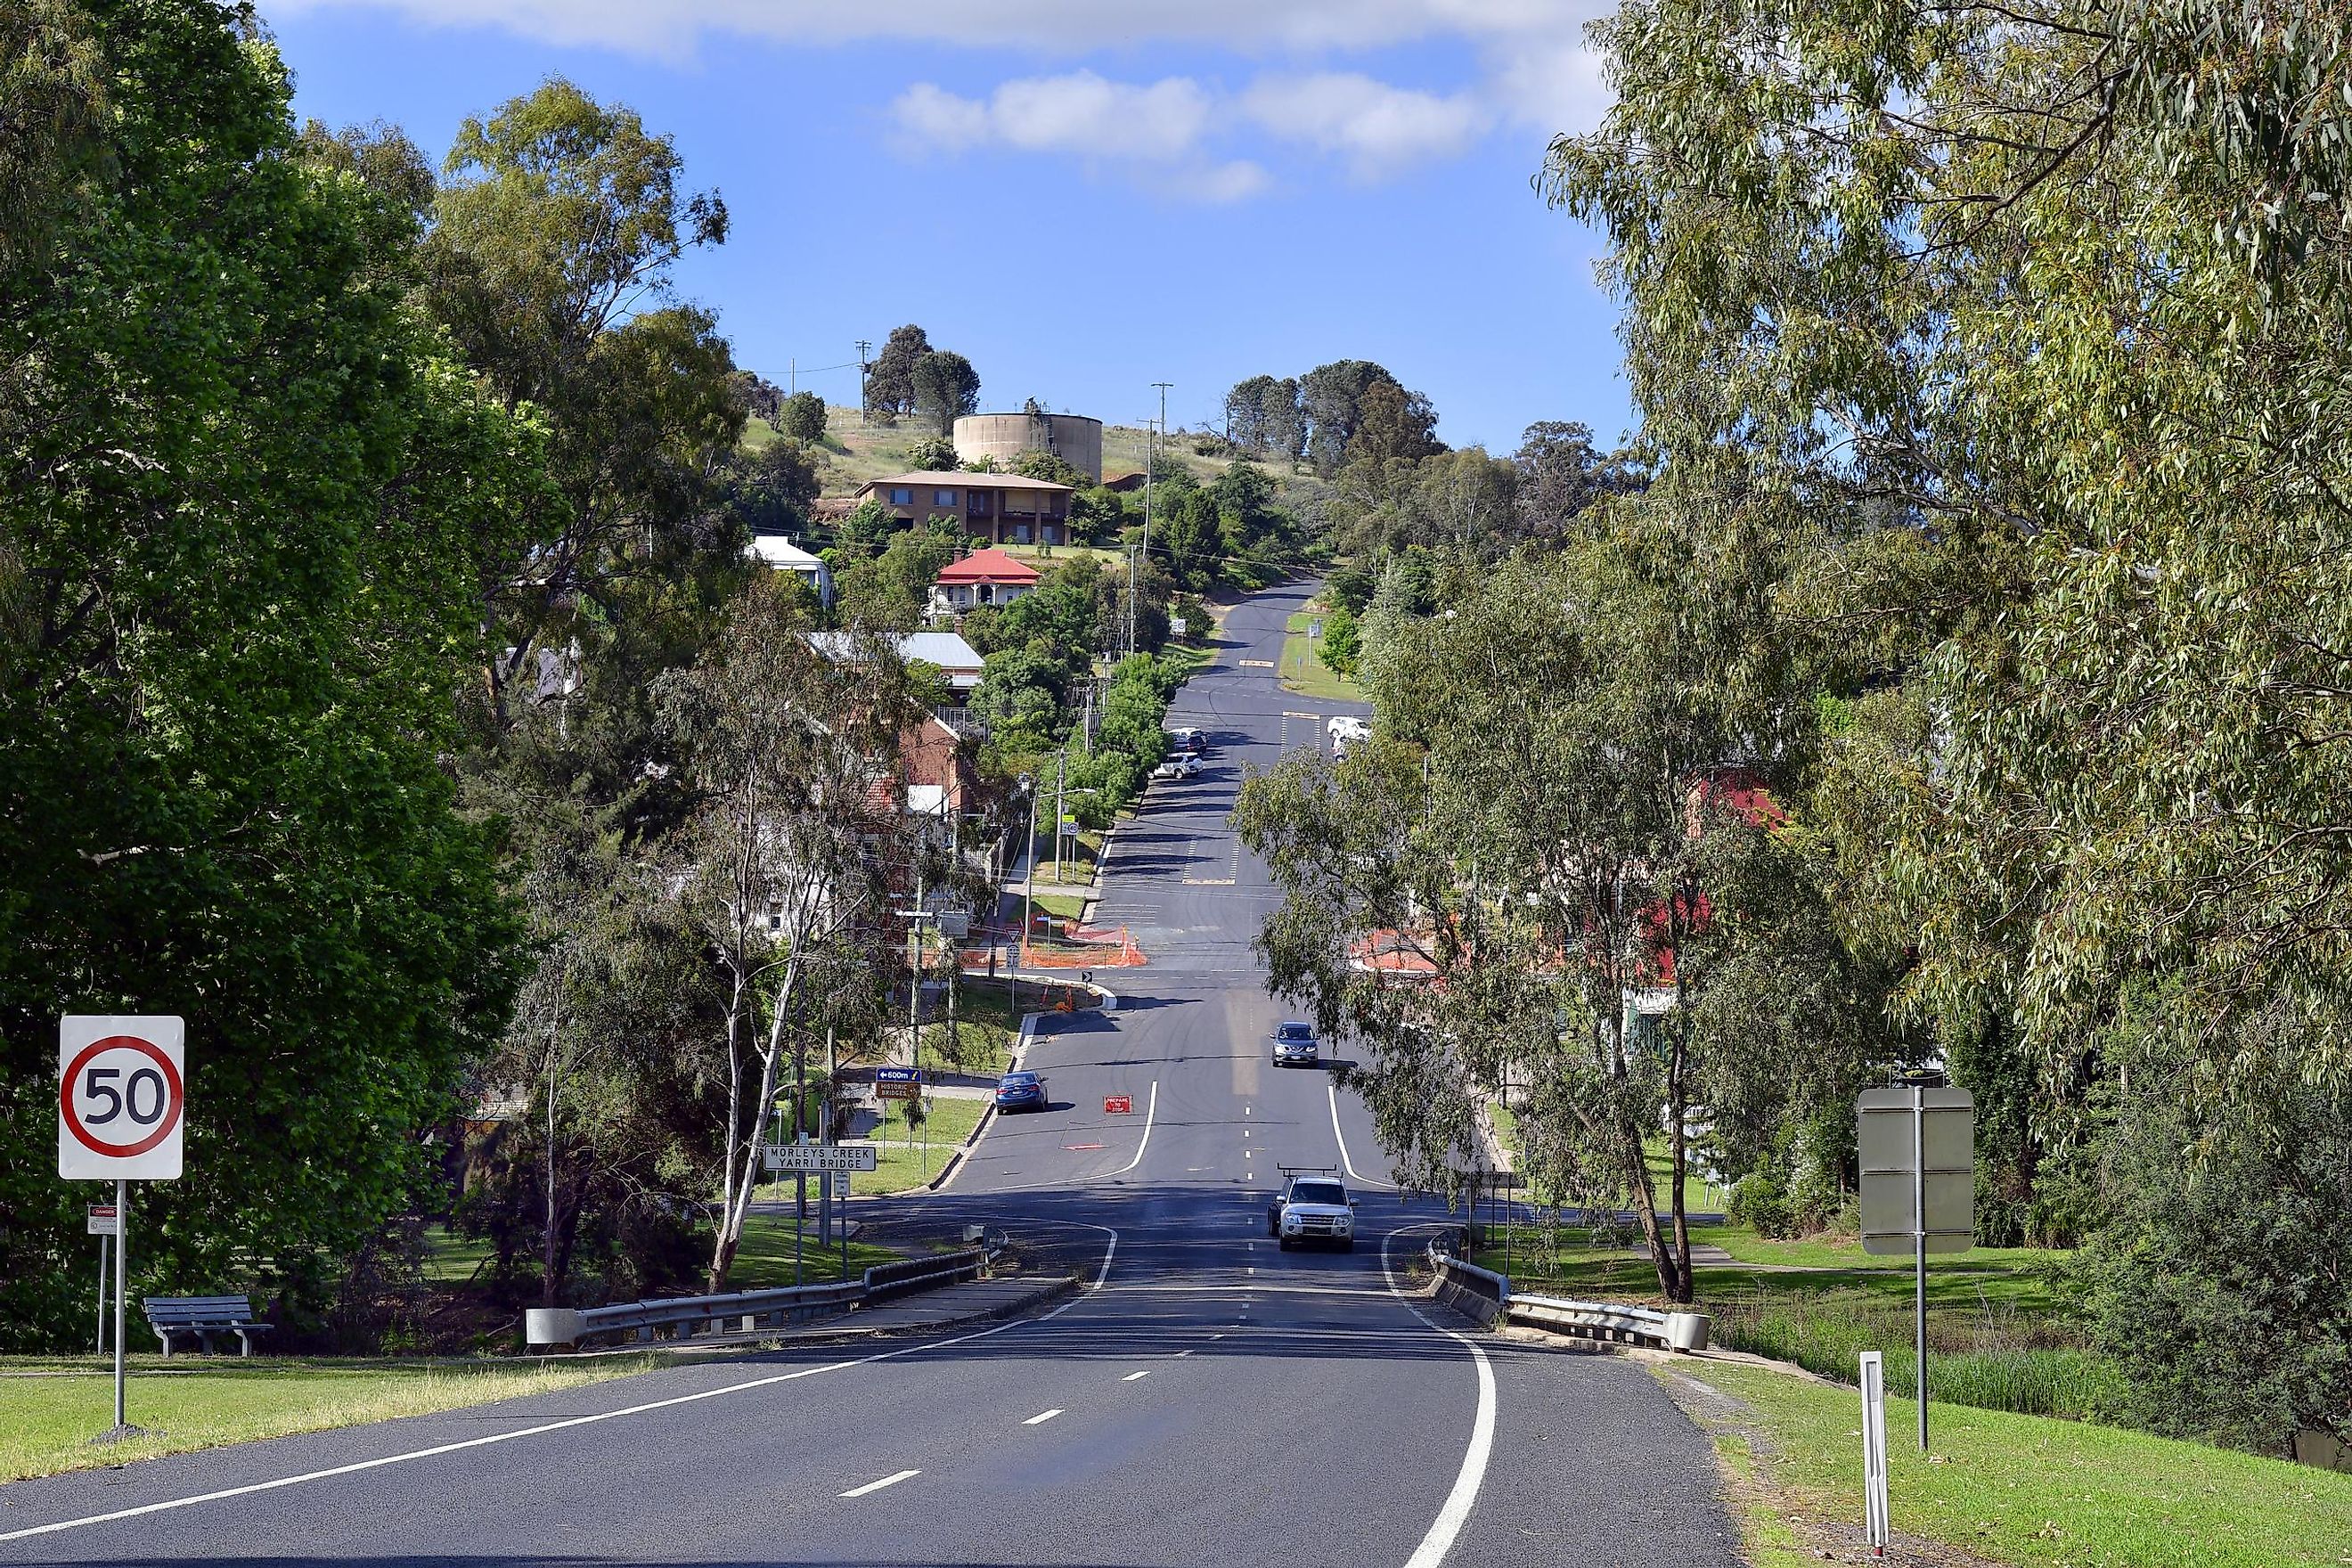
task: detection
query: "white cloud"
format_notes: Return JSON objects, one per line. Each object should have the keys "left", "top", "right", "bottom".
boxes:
{"left": 277, "top": 0, "right": 1581, "bottom": 56}
{"left": 283, "top": 0, "right": 1623, "bottom": 182}
{"left": 1241, "top": 73, "right": 1490, "bottom": 175}
{"left": 892, "top": 72, "right": 1271, "bottom": 201}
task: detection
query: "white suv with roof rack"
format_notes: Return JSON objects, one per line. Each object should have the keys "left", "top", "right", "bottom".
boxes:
{"left": 1266, "top": 1166, "right": 1356, "bottom": 1251}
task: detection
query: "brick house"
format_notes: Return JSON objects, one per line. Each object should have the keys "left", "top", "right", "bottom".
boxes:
{"left": 854, "top": 470, "right": 1074, "bottom": 546}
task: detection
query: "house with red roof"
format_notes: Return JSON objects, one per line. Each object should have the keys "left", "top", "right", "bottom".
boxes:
{"left": 928, "top": 547, "right": 1040, "bottom": 616}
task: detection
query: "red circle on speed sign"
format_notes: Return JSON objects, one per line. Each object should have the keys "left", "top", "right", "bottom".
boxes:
{"left": 60, "top": 1035, "right": 185, "bottom": 1158}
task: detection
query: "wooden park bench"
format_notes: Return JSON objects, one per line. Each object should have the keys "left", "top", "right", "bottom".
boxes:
{"left": 143, "top": 1295, "right": 274, "bottom": 1358}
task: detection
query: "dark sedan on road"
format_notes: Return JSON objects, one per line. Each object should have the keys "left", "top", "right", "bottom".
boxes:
{"left": 1271, "top": 1021, "right": 1320, "bottom": 1067}
{"left": 993, "top": 1070, "right": 1047, "bottom": 1112}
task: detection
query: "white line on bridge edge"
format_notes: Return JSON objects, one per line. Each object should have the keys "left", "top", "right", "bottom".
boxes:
{"left": 1384, "top": 1227, "right": 1498, "bottom": 1568}
{"left": 1023, "top": 1409, "right": 1063, "bottom": 1425}
{"left": 839, "top": 1469, "right": 920, "bottom": 1498}
{"left": 0, "top": 1224, "right": 1124, "bottom": 1547}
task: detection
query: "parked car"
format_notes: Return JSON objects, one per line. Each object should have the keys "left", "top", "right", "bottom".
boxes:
{"left": 1169, "top": 727, "right": 1207, "bottom": 755}
{"left": 993, "top": 1070, "right": 1047, "bottom": 1113}
{"left": 1152, "top": 755, "right": 1200, "bottom": 780}
{"left": 1271, "top": 1021, "right": 1320, "bottom": 1067}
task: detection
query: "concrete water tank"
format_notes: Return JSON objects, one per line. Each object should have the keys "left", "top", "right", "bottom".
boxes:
{"left": 953, "top": 412, "right": 1104, "bottom": 484}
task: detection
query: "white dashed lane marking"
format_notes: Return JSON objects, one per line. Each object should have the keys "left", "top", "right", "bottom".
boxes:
{"left": 840, "top": 1470, "right": 921, "bottom": 1499}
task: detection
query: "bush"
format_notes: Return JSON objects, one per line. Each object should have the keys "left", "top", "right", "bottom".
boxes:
{"left": 779, "top": 390, "right": 826, "bottom": 443}
{"left": 2075, "top": 1079, "right": 2352, "bottom": 1455}
{"left": 905, "top": 434, "right": 957, "bottom": 470}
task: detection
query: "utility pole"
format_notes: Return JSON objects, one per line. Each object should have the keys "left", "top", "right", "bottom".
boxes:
{"left": 855, "top": 339, "right": 873, "bottom": 426}
{"left": 1053, "top": 749, "right": 1066, "bottom": 887}
{"left": 1146, "top": 383, "right": 1172, "bottom": 654}
{"left": 788, "top": 355, "right": 796, "bottom": 396}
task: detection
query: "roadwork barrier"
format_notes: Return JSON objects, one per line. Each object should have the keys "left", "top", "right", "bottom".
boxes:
{"left": 526, "top": 1244, "right": 999, "bottom": 1348}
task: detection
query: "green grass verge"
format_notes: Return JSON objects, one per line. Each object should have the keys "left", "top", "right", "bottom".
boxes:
{"left": 0, "top": 1356, "right": 658, "bottom": 1482}
{"left": 1027, "top": 889, "right": 1087, "bottom": 922}
{"left": 725, "top": 1212, "right": 906, "bottom": 1289}
{"left": 864, "top": 1095, "right": 988, "bottom": 1193}
{"left": 1663, "top": 1358, "right": 2352, "bottom": 1568}
{"left": 1278, "top": 610, "right": 1360, "bottom": 701}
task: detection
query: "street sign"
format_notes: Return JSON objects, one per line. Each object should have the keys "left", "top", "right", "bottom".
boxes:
{"left": 763, "top": 1143, "right": 879, "bottom": 1174}
{"left": 1858, "top": 1087, "right": 1975, "bottom": 1255}
{"left": 1858, "top": 1082, "right": 1975, "bottom": 1452}
{"left": 58, "top": 1016, "right": 185, "bottom": 1181}
{"left": 1170, "top": 617, "right": 1188, "bottom": 637}
{"left": 86, "top": 1205, "right": 118, "bottom": 1237}
{"left": 874, "top": 1066, "right": 920, "bottom": 1101}
{"left": 1104, "top": 1094, "right": 1132, "bottom": 1114}
{"left": 830, "top": 1171, "right": 852, "bottom": 1199}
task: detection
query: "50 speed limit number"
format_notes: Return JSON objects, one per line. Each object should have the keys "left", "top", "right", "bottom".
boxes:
{"left": 57, "top": 1016, "right": 185, "bottom": 1180}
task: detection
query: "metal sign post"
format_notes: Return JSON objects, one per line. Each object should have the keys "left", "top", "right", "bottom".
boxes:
{"left": 58, "top": 1015, "right": 186, "bottom": 1444}
{"left": 1859, "top": 1351, "right": 1890, "bottom": 1556}
{"left": 1858, "top": 1084, "right": 1973, "bottom": 1450}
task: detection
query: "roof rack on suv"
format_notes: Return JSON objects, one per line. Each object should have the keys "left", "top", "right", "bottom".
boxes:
{"left": 1275, "top": 1163, "right": 1340, "bottom": 1179}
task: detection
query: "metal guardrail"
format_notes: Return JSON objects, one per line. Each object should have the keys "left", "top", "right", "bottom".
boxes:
{"left": 1507, "top": 1291, "right": 1711, "bottom": 1352}
{"left": 1427, "top": 1243, "right": 1511, "bottom": 1327}
{"left": 526, "top": 1244, "right": 998, "bottom": 1347}
{"left": 1424, "top": 1239, "right": 1711, "bottom": 1351}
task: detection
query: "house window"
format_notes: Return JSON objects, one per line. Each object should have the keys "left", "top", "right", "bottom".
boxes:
{"left": 935, "top": 489, "right": 957, "bottom": 506}
{"left": 967, "top": 491, "right": 992, "bottom": 514}
{"left": 890, "top": 487, "right": 911, "bottom": 505}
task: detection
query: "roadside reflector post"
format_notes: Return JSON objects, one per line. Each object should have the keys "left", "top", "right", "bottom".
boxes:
{"left": 1860, "top": 1350, "right": 1890, "bottom": 1556}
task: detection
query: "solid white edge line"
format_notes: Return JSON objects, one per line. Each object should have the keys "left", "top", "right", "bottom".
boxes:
{"left": 1022, "top": 1409, "right": 1063, "bottom": 1425}
{"left": 839, "top": 1468, "right": 921, "bottom": 1498}
{"left": 1384, "top": 1225, "right": 1498, "bottom": 1568}
{"left": 0, "top": 1222, "right": 1123, "bottom": 1547}
{"left": 1329, "top": 1079, "right": 1398, "bottom": 1189}
{"left": 1110, "top": 1079, "right": 1158, "bottom": 1177}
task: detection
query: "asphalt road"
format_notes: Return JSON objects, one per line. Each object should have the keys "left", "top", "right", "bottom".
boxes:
{"left": 0, "top": 583, "right": 1742, "bottom": 1567}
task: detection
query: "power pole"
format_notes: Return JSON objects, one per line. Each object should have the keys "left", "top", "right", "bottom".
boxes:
{"left": 1053, "top": 749, "right": 1067, "bottom": 886}
{"left": 1145, "top": 383, "right": 1172, "bottom": 653}
{"left": 855, "top": 339, "right": 873, "bottom": 426}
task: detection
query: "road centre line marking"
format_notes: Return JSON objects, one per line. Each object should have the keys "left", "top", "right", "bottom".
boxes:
{"left": 1384, "top": 1226, "right": 1499, "bottom": 1568}
{"left": 0, "top": 1224, "right": 1123, "bottom": 1547}
{"left": 840, "top": 1469, "right": 921, "bottom": 1499}
{"left": 1023, "top": 1409, "right": 1063, "bottom": 1425}
{"left": 1123, "top": 1370, "right": 1151, "bottom": 1382}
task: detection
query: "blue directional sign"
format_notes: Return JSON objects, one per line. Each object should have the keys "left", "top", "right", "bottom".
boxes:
{"left": 875, "top": 1066, "right": 919, "bottom": 1083}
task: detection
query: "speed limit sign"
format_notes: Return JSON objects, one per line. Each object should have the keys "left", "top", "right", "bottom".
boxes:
{"left": 57, "top": 1016, "right": 185, "bottom": 1180}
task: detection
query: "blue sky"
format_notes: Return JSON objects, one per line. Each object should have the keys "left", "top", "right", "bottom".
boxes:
{"left": 265, "top": 1, "right": 1632, "bottom": 453}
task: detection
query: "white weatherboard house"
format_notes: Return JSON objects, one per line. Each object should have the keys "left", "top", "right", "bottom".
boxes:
{"left": 804, "top": 631, "right": 985, "bottom": 697}
{"left": 745, "top": 535, "right": 834, "bottom": 606}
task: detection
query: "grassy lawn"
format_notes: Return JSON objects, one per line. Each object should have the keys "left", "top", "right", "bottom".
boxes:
{"left": 863, "top": 1094, "right": 988, "bottom": 1193}
{"left": 421, "top": 1223, "right": 493, "bottom": 1284}
{"left": 1663, "top": 1357, "right": 2352, "bottom": 1568}
{"left": 1158, "top": 640, "right": 1217, "bottom": 682}
{"left": 725, "top": 1212, "right": 906, "bottom": 1289}
{"left": 1278, "top": 609, "right": 1360, "bottom": 702}
{"left": 1029, "top": 829, "right": 1101, "bottom": 887}
{"left": 1026, "top": 889, "right": 1087, "bottom": 922}
{"left": 0, "top": 1355, "right": 659, "bottom": 1482}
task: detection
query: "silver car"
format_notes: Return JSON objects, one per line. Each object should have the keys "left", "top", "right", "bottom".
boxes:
{"left": 1271, "top": 1021, "right": 1319, "bottom": 1067}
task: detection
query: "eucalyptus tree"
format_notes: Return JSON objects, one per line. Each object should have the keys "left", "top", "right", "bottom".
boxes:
{"left": 661, "top": 579, "right": 921, "bottom": 1290}
{"left": 1237, "top": 523, "right": 1846, "bottom": 1303}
